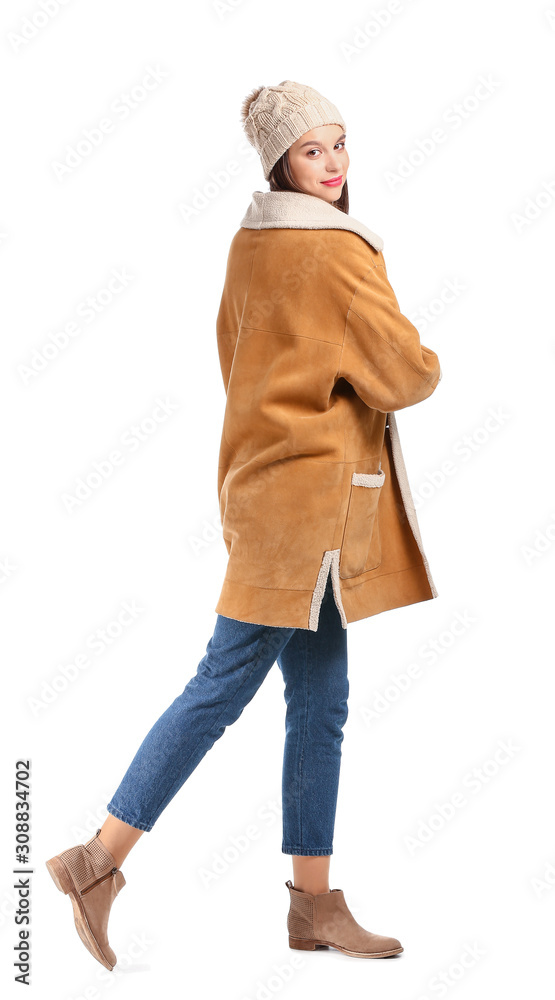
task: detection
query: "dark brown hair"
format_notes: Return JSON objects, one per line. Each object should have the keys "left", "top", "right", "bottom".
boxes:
{"left": 268, "top": 149, "right": 349, "bottom": 215}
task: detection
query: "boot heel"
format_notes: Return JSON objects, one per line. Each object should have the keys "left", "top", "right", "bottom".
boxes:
{"left": 45, "top": 856, "right": 72, "bottom": 895}
{"left": 289, "top": 936, "right": 328, "bottom": 950}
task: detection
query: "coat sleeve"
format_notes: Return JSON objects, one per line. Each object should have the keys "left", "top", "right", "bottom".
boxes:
{"left": 337, "top": 256, "right": 442, "bottom": 413}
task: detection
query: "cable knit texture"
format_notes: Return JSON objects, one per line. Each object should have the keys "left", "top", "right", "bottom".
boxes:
{"left": 241, "top": 80, "right": 346, "bottom": 180}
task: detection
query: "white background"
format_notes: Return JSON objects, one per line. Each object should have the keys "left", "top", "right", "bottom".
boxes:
{"left": 1, "top": 0, "right": 554, "bottom": 996}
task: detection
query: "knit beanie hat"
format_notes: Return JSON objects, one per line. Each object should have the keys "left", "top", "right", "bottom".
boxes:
{"left": 240, "top": 80, "right": 346, "bottom": 181}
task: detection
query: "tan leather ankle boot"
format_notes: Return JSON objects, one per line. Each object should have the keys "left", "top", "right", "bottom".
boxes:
{"left": 46, "top": 828, "right": 126, "bottom": 970}
{"left": 285, "top": 880, "right": 403, "bottom": 958}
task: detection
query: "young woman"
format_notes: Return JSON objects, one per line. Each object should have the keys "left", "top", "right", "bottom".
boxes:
{"left": 45, "top": 80, "right": 441, "bottom": 967}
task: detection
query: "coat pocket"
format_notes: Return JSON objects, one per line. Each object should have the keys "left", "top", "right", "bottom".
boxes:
{"left": 339, "top": 469, "right": 385, "bottom": 579}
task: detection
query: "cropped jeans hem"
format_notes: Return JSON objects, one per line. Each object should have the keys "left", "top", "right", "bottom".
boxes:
{"left": 104, "top": 571, "right": 348, "bottom": 851}
{"left": 281, "top": 846, "right": 333, "bottom": 856}
{"left": 106, "top": 802, "right": 153, "bottom": 833}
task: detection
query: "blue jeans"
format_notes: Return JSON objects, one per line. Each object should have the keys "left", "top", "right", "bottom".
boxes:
{"left": 106, "top": 573, "right": 349, "bottom": 855}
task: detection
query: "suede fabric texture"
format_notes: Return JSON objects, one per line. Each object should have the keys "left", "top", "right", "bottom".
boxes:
{"left": 45, "top": 829, "right": 125, "bottom": 970}
{"left": 285, "top": 880, "right": 403, "bottom": 957}
{"left": 215, "top": 190, "right": 441, "bottom": 631}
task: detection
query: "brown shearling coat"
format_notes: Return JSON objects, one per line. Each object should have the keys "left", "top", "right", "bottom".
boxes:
{"left": 214, "top": 190, "right": 442, "bottom": 631}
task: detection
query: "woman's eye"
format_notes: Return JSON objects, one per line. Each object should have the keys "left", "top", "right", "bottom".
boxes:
{"left": 307, "top": 142, "right": 346, "bottom": 157}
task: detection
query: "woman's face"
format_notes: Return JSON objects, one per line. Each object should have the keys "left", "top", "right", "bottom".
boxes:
{"left": 287, "top": 124, "right": 349, "bottom": 203}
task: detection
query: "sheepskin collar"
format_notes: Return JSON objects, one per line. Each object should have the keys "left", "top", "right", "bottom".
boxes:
{"left": 240, "top": 189, "right": 384, "bottom": 253}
